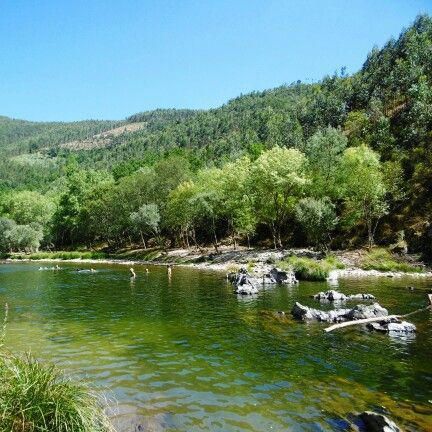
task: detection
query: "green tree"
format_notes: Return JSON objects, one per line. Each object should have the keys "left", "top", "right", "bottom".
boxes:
{"left": 304, "top": 127, "right": 347, "bottom": 198}
{"left": 295, "top": 198, "right": 338, "bottom": 251}
{"left": 130, "top": 204, "right": 161, "bottom": 248}
{"left": 339, "top": 144, "right": 388, "bottom": 247}
{"left": 249, "top": 147, "right": 308, "bottom": 248}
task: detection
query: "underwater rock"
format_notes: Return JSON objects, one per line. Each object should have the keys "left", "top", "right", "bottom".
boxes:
{"left": 359, "top": 411, "right": 401, "bottom": 432}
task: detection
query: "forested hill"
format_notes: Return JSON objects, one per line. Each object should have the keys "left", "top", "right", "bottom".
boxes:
{"left": 0, "top": 15, "right": 431, "bottom": 257}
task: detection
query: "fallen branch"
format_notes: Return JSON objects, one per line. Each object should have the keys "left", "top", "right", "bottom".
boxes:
{"left": 324, "top": 294, "right": 432, "bottom": 333}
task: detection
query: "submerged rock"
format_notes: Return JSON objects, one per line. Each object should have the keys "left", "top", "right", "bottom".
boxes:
{"left": 359, "top": 411, "right": 401, "bottom": 432}
{"left": 347, "top": 293, "right": 376, "bottom": 300}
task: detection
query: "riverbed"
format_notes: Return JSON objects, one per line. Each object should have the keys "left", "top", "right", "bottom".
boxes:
{"left": 0, "top": 262, "right": 431, "bottom": 431}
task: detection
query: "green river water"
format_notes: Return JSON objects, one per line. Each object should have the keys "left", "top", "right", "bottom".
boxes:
{"left": 0, "top": 262, "right": 431, "bottom": 431}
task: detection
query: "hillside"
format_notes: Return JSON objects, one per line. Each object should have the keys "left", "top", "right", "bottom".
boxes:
{"left": 0, "top": 15, "right": 431, "bottom": 257}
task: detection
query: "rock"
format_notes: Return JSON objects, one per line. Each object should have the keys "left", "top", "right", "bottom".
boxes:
{"left": 359, "top": 411, "right": 401, "bottom": 432}
{"left": 291, "top": 302, "right": 351, "bottom": 322}
{"left": 236, "top": 284, "right": 259, "bottom": 295}
{"left": 269, "top": 267, "right": 298, "bottom": 284}
{"left": 347, "top": 293, "right": 375, "bottom": 300}
{"left": 366, "top": 317, "right": 416, "bottom": 334}
{"left": 313, "top": 290, "right": 375, "bottom": 302}
{"left": 229, "top": 268, "right": 259, "bottom": 295}
{"left": 313, "top": 290, "right": 347, "bottom": 301}
{"left": 346, "top": 303, "right": 388, "bottom": 320}
{"left": 387, "top": 320, "right": 416, "bottom": 333}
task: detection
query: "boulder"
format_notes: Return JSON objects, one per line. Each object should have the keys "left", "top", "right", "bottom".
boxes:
{"left": 291, "top": 302, "right": 351, "bottom": 322}
{"left": 346, "top": 303, "right": 388, "bottom": 320}
{"left": 359, "top": 411, "right": 401, "bottom": 432}
{"left": 228, "top": 268, "right": 259, "bottom": 295}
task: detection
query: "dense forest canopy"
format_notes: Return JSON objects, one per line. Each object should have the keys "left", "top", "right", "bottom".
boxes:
{"left": 0, "top": 15, "right": 431, "bottom": 258}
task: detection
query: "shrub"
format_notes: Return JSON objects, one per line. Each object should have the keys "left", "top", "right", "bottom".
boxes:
{"left": 11, "top": 251, "right": 107, "bottom": 260}
{"left": 279, "top": 255, "right": 345, "bottom": 281}
{"left": 360, "top": 248, "right": 422, "bottom": 273}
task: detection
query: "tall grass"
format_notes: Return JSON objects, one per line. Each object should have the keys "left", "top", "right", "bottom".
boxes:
{"left": 279, "top": 255, "right": 345, "bottom": 281}
{"left": 360, "top": 248, "right": 422, "bottom": 273}
{"left": 0, "top": 305, "right": 114, "bottom": 432}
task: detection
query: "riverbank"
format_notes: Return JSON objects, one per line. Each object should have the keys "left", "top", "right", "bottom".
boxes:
{"left": 4, "top": 246, "right": 432, "bottom": 281}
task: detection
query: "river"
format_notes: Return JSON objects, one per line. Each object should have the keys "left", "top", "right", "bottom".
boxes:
{"left": 0, "top": 262, "right": 431, "bottom": 431}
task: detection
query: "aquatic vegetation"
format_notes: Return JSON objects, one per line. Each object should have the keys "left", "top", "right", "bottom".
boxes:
{"left": 0, "top": 304, "right": 113, "bottom": 432}
{"left": 0, "top": 353, "right": 113, "bottom": 432}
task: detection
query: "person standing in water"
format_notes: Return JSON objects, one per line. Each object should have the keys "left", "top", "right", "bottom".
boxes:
{"left": 129, "top": 268, "right": 136, "bottom": 278}
{"left": 167, "top": 265, "right": 172, "bottom": 279}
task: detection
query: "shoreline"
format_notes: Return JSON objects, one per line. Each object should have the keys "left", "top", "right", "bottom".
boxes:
{"left": 4, "top": 248, "right": 432, "bottom": 280}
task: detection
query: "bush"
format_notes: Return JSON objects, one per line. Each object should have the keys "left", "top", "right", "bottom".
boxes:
{"left": 360, "top": 248, "right": 422, "bottom": 273}
{"left": 0, "top": 352, "right": 113, "bottom": 432}
{"left": 11, "top": 251, "right": 107, "bottom": 260}
{"left": 279, "top": 255, "right": 345, "bottom": 281}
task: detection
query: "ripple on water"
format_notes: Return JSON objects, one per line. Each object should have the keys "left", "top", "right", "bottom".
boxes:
{"left": 1, "top": 262, "right": 432, "bottom": 431}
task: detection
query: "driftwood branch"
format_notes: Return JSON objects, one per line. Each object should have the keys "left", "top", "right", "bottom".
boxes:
{"left": 324, "top": 294, "right": 432, "bottom": 333}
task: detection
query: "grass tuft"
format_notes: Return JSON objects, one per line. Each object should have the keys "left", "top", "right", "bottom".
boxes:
{"left": 279, "top": 255, "right": 345, "bottom": 281}
{"left": 0, "top": 352, "right": 113, "bottom": 432}
{"left": 360, "top": 248, "right": 422, "bottom": 273}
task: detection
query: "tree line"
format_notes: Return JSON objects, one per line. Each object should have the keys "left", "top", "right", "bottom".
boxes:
{"left": 0, "top": 127, "right": 391, "bottom": 253}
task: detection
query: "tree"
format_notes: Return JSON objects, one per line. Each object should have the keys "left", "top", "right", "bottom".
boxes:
{"left": 130, "top": 204, "right": 160, "bottom": 249}
{"left": 249, "top": 147, "right": 308, "bottom": 248}
{"left": 0, "top": 218, "right": 16, "bottom": 252}
{"left": 304, "top": 126, "right": 347, "bottom": 198}
{"left": 165, "top": 181, "right": 198, "bottom": 248}
{"left": 339, "top": 144, "right": 388, "bottom": 247}
{"left": 218, "top": 157, "right": 256, "bottom": 248}
{"left": 7, "top": 224, "right": 43, "bottom": 252}
{"left": 295, "top": 198, "right": 338, "bottom": 251}
{"left": 3, "top": 191, "right": 55, "bottom": 227}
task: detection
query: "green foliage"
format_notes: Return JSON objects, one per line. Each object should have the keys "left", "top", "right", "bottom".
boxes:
{"left": 280, "top": 255, "right": 345, "bottom": 281}
{"left": 295, "top": 198, "right": 338, "bottom": 250}
{"left": 11, "top": 251, "right": 107, "bottom": 260}
{"left": 360, "top": 248, "right": 422, "bottom": 273}
{"left": 249, "top": 147, "right": 308, "bottom": 248}
{"left": 0, "top": 352, "right": 113, "bottom": 432}
{"left": 338, "top": 144, "right": 388, "bottom": 246}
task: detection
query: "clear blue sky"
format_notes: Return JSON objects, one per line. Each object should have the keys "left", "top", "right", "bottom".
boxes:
{"left": 1, "top": 0, "right": 430, "bottom": 121}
